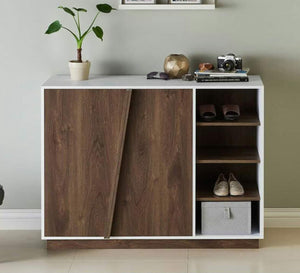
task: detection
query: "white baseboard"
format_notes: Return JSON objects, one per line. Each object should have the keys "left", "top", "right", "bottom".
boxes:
{"left": 264, "top": 208, "right": 300, "bottom": 228}
{"left": 0, "top": 208, "right": 299, "bottom": 230}
{"left": 0, "top": 209, "right": 41, "bottom": 230}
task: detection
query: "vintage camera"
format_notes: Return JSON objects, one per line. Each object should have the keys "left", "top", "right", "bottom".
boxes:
{"left": 217, "top": 53, "right": 242, "bottom": 72}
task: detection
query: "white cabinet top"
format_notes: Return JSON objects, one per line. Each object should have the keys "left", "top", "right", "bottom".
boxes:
{"left": 42, "top": 75, "right": 263, "bottom": 89}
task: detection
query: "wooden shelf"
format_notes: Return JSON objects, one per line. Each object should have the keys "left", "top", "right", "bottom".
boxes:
{"left": 196, "top": 147, "right": 260, "bottom": 164}
{"left": 197, "top": 183, "right": 260, "bottom": 201}
{"left": 118, "top": 4, "right": 215, "bottom": 10}
{"left": 197, "top": 115, "right": 260, "bottom": 127}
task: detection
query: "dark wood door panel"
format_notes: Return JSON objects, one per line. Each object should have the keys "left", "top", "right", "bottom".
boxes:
{"left": 44, "top": 89, "right": 131, "bottom": 237}
{"left": 111, "top": 89, "right": 193, "bottom": 236}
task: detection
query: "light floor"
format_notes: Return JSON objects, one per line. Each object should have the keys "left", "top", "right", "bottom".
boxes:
{"left": 0, "top": 229, "right": 300, "bottom": 273}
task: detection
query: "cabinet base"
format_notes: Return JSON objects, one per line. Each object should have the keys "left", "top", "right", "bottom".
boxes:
{"left": 47, "top": 239, "right": 259, "bottom": 249}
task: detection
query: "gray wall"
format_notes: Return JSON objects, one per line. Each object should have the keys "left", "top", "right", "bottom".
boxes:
{"left": 0, "top": 0, "right": 299, "bottom": 209}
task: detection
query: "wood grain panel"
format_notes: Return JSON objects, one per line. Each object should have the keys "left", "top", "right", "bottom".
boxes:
{"left": 44, "top": 89, "right": 131, "bottom": 237}
{"left": 196, "top": 127, "right": 257, "bottom": 148}
{"left": 47, "top": 239, "right": 259, "bottom": 249}
{"left": 111, "top": 89, "right": 193, "bottom": 236}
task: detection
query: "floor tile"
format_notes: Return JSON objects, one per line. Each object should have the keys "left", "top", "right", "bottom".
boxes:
{"left": 0, "top": 230, "right": 76, "bottom": 263}
{"left": 188, "top": 228, "right": 300, "bottom": 273}
{"left": 188, "top": 250, "right": 261, "bottom": 273}
{"left": 258, "top": 259, "right": 300, "bottom": 273}
{"left": 69, "top": 260, "right": 187, "bottom": 273}
{"left": 75, "top": 248, "right": 187, "bottom": 261}
{"left": 0, "top": 260, "right": 72, "bottom": 273}
{"left": 0, "top": 247, "right": 77, "bottom": 263}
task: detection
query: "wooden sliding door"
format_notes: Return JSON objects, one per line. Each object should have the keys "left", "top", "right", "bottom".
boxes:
{"left": 111, "top": 89, "right": 193, "bottom": 236}
{"left": 44, "top": 89, "right": 131, "bottom": 237}
{"left": 44, "top": 88, "right": 192, "bottom": 238}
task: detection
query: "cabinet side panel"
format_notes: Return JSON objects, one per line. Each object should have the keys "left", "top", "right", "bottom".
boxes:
{"left": 44, "top": 89, "right": 131, "bottom": 237}
{"left": 112, "top": 89, "right": 193, "bottom": 236}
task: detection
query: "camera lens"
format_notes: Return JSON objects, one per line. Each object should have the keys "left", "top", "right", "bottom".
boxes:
{"left": 222, "top": 60, "right": 235, "bottom": 72}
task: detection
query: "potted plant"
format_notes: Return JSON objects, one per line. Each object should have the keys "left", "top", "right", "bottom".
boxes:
{"left": 45, "top": 4, "right": 115, "bottom": 81}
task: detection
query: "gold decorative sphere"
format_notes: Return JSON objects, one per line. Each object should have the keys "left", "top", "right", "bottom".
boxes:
{"left": 164, "top": 54, "right": 190, "bottom": 79}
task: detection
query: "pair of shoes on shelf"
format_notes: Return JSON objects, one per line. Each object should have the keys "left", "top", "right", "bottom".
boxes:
{"left": 199, "top": 104, "right": 240, "bottom": 121}
{"left": 213, "top": 173, "right": 244, "bottom": 196}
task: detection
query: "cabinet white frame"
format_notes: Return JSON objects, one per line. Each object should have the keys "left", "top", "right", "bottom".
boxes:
{"left": 41, "top": 75, "right": 264, "bottom": 241}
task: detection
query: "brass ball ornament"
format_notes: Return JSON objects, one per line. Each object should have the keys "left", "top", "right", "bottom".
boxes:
{"left": 164, "top": 54, "right": 190, "bottom": 79}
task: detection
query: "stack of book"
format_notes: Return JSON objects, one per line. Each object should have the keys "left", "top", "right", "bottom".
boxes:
{"left": 194, "top": 69, "right": 249, "bottom": 82}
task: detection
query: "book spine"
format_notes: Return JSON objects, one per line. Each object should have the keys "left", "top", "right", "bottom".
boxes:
{"left": 195, "top": 74, "right": 248, "bottom": 77}
{"left": 196, "top": 77, "right": 249, "bottom": 82}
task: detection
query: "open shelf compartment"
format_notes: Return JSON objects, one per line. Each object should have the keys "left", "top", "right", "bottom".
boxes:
{"left": 196, "top": 89, "right": 260, "bottom": 126}
{"left": 197, "top": 147, "right": 260, "bottom": 164}
{"left": 194, "top": 87, "right": 263, "bottom": 238}
{"left": 196, "top": 126, "right": 260, "bottom": 163}
{"left": 196, "top": 163, "right": 261, "bottom": 202}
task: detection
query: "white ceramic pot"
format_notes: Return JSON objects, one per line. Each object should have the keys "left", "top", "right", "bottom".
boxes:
{"left": 68, "top": 61, "right": 91, "bottom": 81}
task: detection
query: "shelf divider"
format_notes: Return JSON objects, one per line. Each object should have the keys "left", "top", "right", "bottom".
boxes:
{"left": 197, "top": 182, "right": 260, "bottom": 202}
{"left": 197, "top": 115, "right": 260, "bottom": 127}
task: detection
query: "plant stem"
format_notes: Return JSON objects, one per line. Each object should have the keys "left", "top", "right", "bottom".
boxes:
{"left": 81, "top": 11, "right": 100, "bottom": 40}
{"left": 62, "top": 26, "right": 79, "bottom": 42}
{"left": 77, "top": 48, "right": 82, "bottom": 62}
{"left": 73, "top": 16, "right": 80, "bottom": 37}
{"left": 77, "top": 11, "right": 81, "bottom": 37}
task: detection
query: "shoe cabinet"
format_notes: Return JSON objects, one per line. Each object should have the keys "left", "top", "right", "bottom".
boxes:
{"left": 41, "top": 75, "right": 264, "bottom": 249}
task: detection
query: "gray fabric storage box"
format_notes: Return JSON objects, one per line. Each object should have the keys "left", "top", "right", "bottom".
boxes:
{"left": 201, "top": 202, "right": 251, "bottom": 235}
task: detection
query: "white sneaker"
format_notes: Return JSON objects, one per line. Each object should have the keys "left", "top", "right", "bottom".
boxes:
{"left": 229, "top": 173, "right": 245, "bottom": 196}
{"left": 213, "top": 173, "right": 229, "bottom": 196}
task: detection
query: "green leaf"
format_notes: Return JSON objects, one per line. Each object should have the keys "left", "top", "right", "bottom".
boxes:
{"left": 96, "top": 4, "right": 115, "bottom": 13}
{"left": 45, "top": 20, "right": 62, "bottom": 34}
{"left": 92, "top": 26, "right": 104, "bottom": 41}
{"left": 73, "top": 7, "right": 87, "bottom": 12}
{"left": 58, "top": 6, "right": 75, "bottom": 16}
